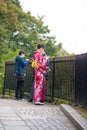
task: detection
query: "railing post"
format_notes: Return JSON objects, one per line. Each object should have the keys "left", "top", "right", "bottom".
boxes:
{"left": 2, "top": 62, "right": 6, "bottom": 96}
{"left": 51, "top": 58, "right": 55, "bottom": 101}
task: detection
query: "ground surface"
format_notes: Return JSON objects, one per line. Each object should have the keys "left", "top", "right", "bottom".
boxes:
{"left": 0, "top": 99, "right": 77, "bottom": 130}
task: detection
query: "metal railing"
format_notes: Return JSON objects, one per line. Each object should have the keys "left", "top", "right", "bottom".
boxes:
{"left": 2, "top": 53, "right": 87, "bottom": 106}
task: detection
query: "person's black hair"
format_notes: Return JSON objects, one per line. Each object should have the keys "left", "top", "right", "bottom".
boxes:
{"left": 19, "top": 50, "right": 25, "bottom": 55}
{"left": 37, "top": 44, "right": 45, "bottom": 49}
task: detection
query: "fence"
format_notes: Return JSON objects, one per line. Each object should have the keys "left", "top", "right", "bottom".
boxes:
{"left": 75, "top": 53, "right": 87, "bottom": 106}
{"left": 2, "top": 53, "right": 87, "bottom": 106}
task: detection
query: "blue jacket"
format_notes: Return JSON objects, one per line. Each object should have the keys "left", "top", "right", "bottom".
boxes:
{"left": 15, "top": 56, "right": 29, "bottom": 75}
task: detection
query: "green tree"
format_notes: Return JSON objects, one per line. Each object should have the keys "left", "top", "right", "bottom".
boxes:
{"left": 0, "top": 0, "right": 64, "bottom": 58}
{"left": 0, "top": 0, "right": 70, "bottom": 93}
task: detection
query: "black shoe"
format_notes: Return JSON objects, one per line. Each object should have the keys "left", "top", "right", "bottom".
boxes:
{"left": 40, "top": 100, "right": 44, "bottom": 103}
{"left": 15, "top": 97, "right": 19, "bottom": 100}
{"left": 28, "top": 99, "right": 33, "bottom": 102}
{"left": 19, "top": 98, "right": 25, "bottom": 100}
{"left": 15, "top": 98, "right": 24, "bottom": 100}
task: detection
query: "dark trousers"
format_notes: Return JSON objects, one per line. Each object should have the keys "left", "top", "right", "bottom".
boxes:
{"left": 15, "top": 80, "right": 24, "bottom": 99}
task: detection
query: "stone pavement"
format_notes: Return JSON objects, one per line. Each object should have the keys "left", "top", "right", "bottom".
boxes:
{"left": 0, "top": 99, "right": 78, "bottom": 130}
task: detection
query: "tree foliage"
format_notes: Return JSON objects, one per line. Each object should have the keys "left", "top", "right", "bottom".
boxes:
{"left": 0, "top": 0, "right": 69, "bottom": 90}
{"left": 0, "top": 0, "right": 63, "bottom": 58}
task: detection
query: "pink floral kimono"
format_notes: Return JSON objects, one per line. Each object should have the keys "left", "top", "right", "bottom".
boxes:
{"left": 33, "top": 51, "right": 47, "bottom": 102}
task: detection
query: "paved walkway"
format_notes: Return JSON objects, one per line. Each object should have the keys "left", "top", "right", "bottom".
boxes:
{"left": 0, "top": 99, "right": 77, "bottom": 130}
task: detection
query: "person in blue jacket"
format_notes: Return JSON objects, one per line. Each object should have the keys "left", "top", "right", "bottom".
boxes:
{"left": 15, "top": 50, "right": 29, "bottom": 100}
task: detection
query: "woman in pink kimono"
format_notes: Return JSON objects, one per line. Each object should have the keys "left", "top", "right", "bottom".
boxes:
{"left": 33, "top": 44, "right": 47, "bottom": 105}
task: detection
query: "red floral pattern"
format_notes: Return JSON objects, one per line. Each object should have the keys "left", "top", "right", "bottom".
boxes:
{"left": 33, "top": 51, "right": 47, "bottom": 102}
